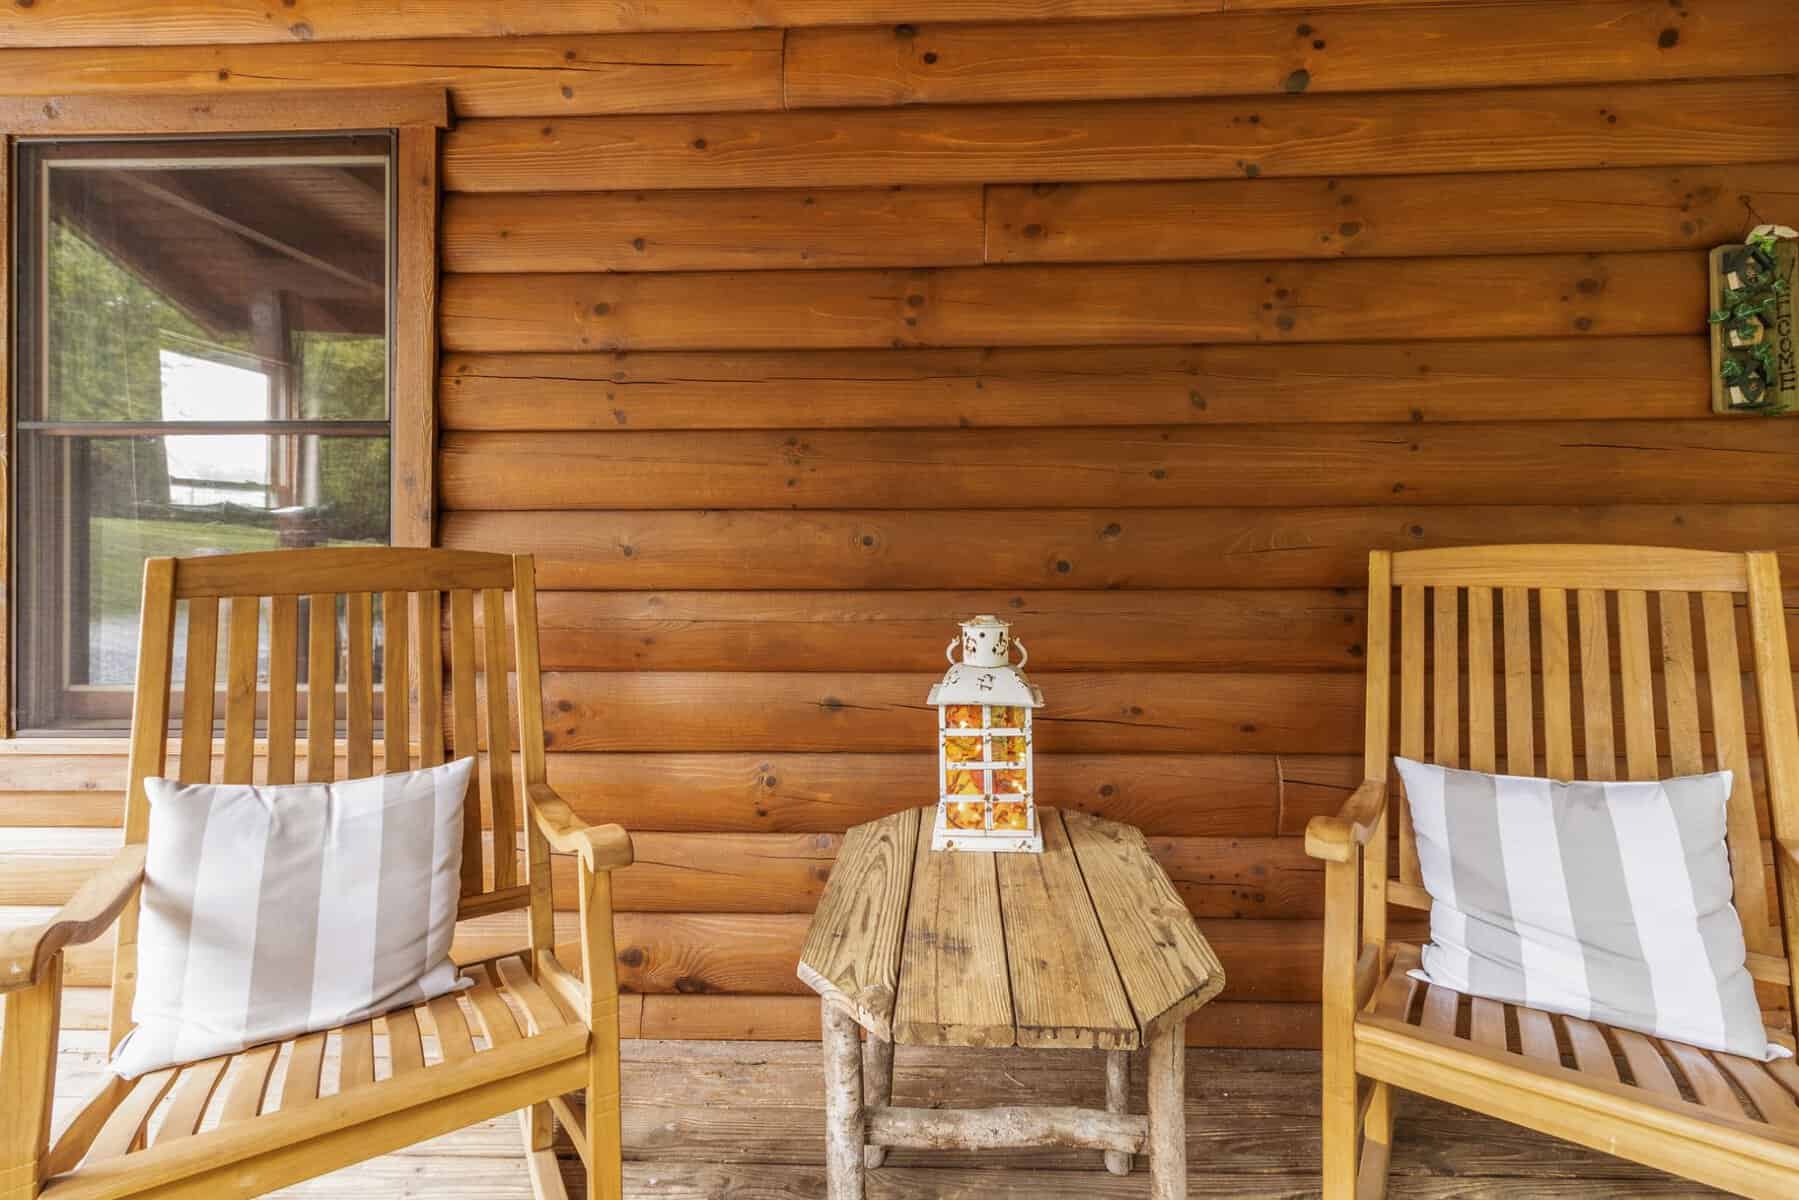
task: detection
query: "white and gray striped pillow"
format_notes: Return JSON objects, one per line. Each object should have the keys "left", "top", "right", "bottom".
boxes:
{"left": 1395, "top": 757, "right": 1787, "bottom": 1062}
{"left": 111, "top": 757, "right": 476, "bottom": 1079}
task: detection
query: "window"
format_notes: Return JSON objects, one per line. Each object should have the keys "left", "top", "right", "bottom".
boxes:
{"left": 10, "top": 136, "right": 395, "bottom": 732}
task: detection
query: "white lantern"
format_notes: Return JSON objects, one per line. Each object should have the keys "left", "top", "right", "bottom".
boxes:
{"left": 929, "top": 615, "right": 1045, "bottom": 853}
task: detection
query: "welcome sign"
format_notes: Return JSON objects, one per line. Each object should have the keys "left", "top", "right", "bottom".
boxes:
{"left": 1710, "top": 230, "right": 1798, "bottom": 415}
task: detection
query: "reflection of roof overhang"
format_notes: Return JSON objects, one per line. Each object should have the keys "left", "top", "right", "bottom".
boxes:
{"left": 50, "top": 161, "right": 387, "bottom": 337}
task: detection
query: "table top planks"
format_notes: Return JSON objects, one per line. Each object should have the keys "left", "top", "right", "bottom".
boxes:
{"left": 996, "top": 810, "right": 1141, "bottom": 1050}
{"left": 893, "top": 824, "right": 1015, "bottom": 1047}
{"left": 796, "top": 805, "right": 920, "bottom": 1041}
{"left": 799, "top": 806, "right": 1223, "bottom": 1051}
{"left": 1063, "top": 809, "right": 1227, "bottom": 1037}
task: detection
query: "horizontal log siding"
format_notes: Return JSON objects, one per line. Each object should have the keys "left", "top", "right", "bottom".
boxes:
{"left": 2, "top": 0, "right": 1796, "bottom": 1047}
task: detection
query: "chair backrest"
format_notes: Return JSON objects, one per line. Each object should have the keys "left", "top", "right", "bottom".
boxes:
{"left": 108, "top": 547, "right": 553, "bottom": 1049}
{"left": 1363, "top": 545, "right": 1799, "bottom": 1014}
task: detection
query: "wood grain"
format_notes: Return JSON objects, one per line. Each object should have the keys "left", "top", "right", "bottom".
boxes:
{"left": 795, "top": 807, "right": 919, "bottom": 1039}
{"left": 442, "top": 79, "right": 1799, "bottom": 192}
{"left": 986, "top": 165, "right": 1799, "bottom": 264}
{"left": 530, "top": 670, "right": 1365, "bottom": 753}
{"left": 0, "top": 0, "right": 1575, "bottom": 47}
{"left": 440, "top": 505, "right": 1799, "bottom": 591}
{"left": 519, "top": 588, "right": 1367, "bottom": 672}
{"left": 785, "top": 0, "right": 1799, "bottom": 108}
{"left": 893, "top": 818, "right": 1013, "bottom": 1046}
{"left": 444, "top": 187, "right": 983, "bottom": 272}
{"left": 440, "top": 420, "right": 1796, "bottom": 510}
{"left": 439, "top": 339, "right": 1711, "bottom": 431}
{"left": 995, "top": 810, "right": 1140, "bottom": 1049}
{"left": 0, "top": 31, "right": 782, "bottom": 116}
{"left": 439, "top": 252, "right": 1706, "bottom": 351}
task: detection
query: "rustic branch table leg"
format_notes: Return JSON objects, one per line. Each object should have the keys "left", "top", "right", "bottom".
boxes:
{"left": 1147, "top": 1024, "right": 1187, "bottom": 1200}
{"left": 822, "top": 1002, "right": 866, "bottom": 1200}
{"left": 1104, "top": 1049, "right": 1132, "bottom": 1175}
{"left": 862, "top": 1034, "right": 894, "bottom": 1169}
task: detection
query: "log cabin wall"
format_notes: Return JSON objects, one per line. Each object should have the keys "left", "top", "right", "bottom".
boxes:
{"left": 4, "top": 0, "right": 1799, "bottom": 1046}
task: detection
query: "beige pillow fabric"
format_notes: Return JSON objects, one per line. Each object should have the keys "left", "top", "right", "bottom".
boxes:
{"left": 110, "top": 758, "right": 474, "bottom": 1079}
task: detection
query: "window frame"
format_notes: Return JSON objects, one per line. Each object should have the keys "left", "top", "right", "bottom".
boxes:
{"left": 0, "top": 88, "right": 445, "bottom": 738}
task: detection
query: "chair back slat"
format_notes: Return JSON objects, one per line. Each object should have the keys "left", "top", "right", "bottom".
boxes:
{"left": 223, "top": 597, "right": 261, "bottom": 785}
{"left": 447, "top": 587, "right": 484, "bottom": 896}
{"left": 481, "top": 587, "right": 518, "bottom": 891}
{"left": 1397, "top": 584, "right": 1427, "bottom": 886}
{"left": 413, "top": 590, "right": 445, "bottom": 769}
{"left": 511, "top": 558, "right": 557, "bottom": 953}
{"left": 1576, "top": 589, "right": 1617, "bottom": 781}
{"left": 1370, "top": 545, "right": 1799, "bottom": 1020}
{"left": 1702, "top": 590, "right": 1775, "bottom": 955}
{"left": 113, "top": 549, "right": 548, "bottom": 1054}
{"left": 179, "top": 596, "right": 221, "bottom": 784}
{"left": 345, "top": 593, "right": 375, "bottom": 780}
{"left": 306, "top": 594, "right": 337, "bottom": 784}
{"left": 1432, "top": 589, "right": 1460, "bottom": 769}
{"left": 1466, "top": 586, "right": 1497, "bottom": 773}
{"left": 382, "top": 590, "right": 411, "bottom": 775}
{"left": 1658, "top": 591, "right": 1704, "bottom": 777}
{"left": 1616, "top": 589, "right": 1659, "bottom": 779}
{"left": 1539, "top": 588, "right": 1575, "bottom": 780}
{"left": 1501, "top": 587, "right": 1535, "bottom": 775}
{"left": 266, "top": 595, "right": 300, "bottom": 786}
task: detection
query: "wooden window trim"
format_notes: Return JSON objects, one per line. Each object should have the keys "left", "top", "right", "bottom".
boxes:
{"left": 0, "top": 86, "right": 447, "bottom": 737}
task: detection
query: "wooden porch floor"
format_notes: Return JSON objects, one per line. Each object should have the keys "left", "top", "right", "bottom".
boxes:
{"left": 52, "top": 1035, "right": 1729, "bottom": 1197}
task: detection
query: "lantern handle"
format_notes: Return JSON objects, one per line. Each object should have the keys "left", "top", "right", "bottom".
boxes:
{"left": 945, "top": 637, "right": 960, "bottom": 665}
{"left": 1012, "top": 638, "right": 1028, "bottom": 669}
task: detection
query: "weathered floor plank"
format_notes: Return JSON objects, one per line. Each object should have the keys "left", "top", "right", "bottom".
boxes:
{"left": 48, "top": 1037, "right": 1726, "bottom": 1197}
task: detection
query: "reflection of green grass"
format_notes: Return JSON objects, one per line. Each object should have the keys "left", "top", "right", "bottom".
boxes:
{"left": 91, "top": 517, "right": 278, "bottom": 618}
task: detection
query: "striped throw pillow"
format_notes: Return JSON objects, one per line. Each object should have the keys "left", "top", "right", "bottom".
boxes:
{"left": 110, "top": 757, "right": 476, "bottom": 1079}
{"left": 1395, "top": 757, "right": 1787, "bottom": 1062}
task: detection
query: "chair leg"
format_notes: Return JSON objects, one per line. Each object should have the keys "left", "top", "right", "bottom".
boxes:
{"left": 586, "top": 1036, "right": 624, "bottom": 1200}
{"left": 861, "top": 1033, "right": 893, "bottom": 1169}
{"left": 519, "top": 1107, "right": 570, "bottom": 1200}
{"left": 1356, "top": 1083, "right": 1396, "bottom": 1200}
{"left": 1, "top": 963, "right": 62, "bottom": 1200}
{"left": 1321, "top": 1056, "right": 1363, "bottom": 1200}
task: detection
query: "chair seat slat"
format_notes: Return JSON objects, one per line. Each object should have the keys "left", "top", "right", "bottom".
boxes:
{"left": 150, "top": 1056, "right": 228, "bottom": 1144}
{"left": 280, "top": 1031, "right": 328, "bottom": 1111}
{"left": 428, "top": 993, "right": 478, "bottom": 1062}
{"left": 1612, "top": 1029, "right": 1680, "bottom": 1099}
{"left": 85, "top": 1068, "right": 178, "bottom": 1163}
{"left": 1715, "top": 1053, "right": 1799, "bottom": 1129}
{"left": 217, "top": 1043, "right": 280, "bottom": 1124}
{"left": 1515, "top": 1007, "right": 1560, "bottom": 1065}
{"left": 339, "top": 1020, "right": 376, "bottom": 1092}
{"left": 1661, "top": 1040, "right": 1746, "bottom": 1118}
{"left": 1561, "top": 1016, "right": 1618, "bottom": 1082}
{"left": 386, "top": 1007, "right": 427, "bottom": 1076}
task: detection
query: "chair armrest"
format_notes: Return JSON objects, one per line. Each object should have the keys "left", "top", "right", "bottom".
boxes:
{"left": 528, "top": 782, "right": 633, "bottom": 873}
{"left": 1, "top": 844, "right": 148, "bottom": 995}
{"left": 1304, "top": 779, "right": 1388, "bottom": 864}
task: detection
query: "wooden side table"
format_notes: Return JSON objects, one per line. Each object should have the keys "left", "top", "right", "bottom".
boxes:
{"left": 798, "top": 806, "right": 1226, "bottom": 1199}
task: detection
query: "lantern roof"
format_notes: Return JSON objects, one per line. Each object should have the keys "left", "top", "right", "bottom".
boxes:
{"left": 928, "top": 663, "right": 1044, "bottom": 708}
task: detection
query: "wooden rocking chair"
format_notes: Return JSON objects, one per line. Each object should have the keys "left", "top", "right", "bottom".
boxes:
{"left": 0, "top": 548, "right": 629, "bottom": 1200}
{"left": 1309, "top": 545, "right": 1799, "bottom": 1199}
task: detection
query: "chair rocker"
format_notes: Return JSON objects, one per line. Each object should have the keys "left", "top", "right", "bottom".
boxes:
{"left": 1310, "top": 545, "right": 1799, "bottom": 1200}
{"left": 0, "top": 548, "right": 630, "bottom": 1200}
